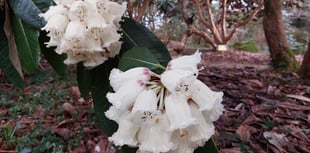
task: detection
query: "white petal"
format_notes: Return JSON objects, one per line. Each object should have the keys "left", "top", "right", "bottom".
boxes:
{"left": 39, "top": 5, "right": 69, "bottom": 21}
{"left": 42, "top": 14, "right": 69, "bottom": 41}
{"left": 106, "top": 1, "right": 127, "bottom": 18}
{"left": 202, "top": 100, "right": 224, "bottom": 122}
{"left": 86, "top": 11, "right": 107, "bottom": 29}
{"left": 82, "top": 52, "right": 107, "bottom": 68}
{"left": 167, "top": 51, "right": 201, "bottom": 74}
{"left": 166, "top": 145, "right": 195, "bottom": 153}
{"left": 105, "top": 105, "right": 123, "bottom": 122}
{"left": 53, "top": 0, "right": 78, "bottom": 5}
{"left": 96, "top": 1, "right": 126, "bottom": 24}
{"left": 137, "top": 113, "right": 174, "bottom": 153}
{"left": 105, "top": 41, "right": 122, "bottom": 58}
{"left": 187, "top": 102, "right": 215, "bottom": 146}
{"left": 100, "top": 13, "right": 116, "bottom": 26}
{"left": 165, "top": 94, "right": 197, "bottom": 131}
{"left": 56, "top": 39, "right": 71, "bottom": 54}
{"left": 132, "top": 90, "right": 158, "bottom": 112}
{"left": 160, "top": 69, "right": 196, "bottom": 94}
{"left": 68, "top": 1, "right": 90, "bottom": 21}
{"left": 168, "top": 130, "right": 198, "bottom": 153}
{"left": 100, "top": 25, "right": 121, "bottom": 47}
{"left": 63, "top": 21, "right": 87, "bottom": 50}
{"left": 129, "top": 90, "right": 160, "bottom": 126}
{"left": 109, "top": 111, "right": 139, "bottom": 147}
{"left": 190, "top": 79, "right": 224, "bottom": 111}
{"left": 106, "top": 80, "right": 145, "bottom": 110}
{"left": 64, "top": 51, "right": 85, "bottom": 64}
{"left": 85, "top": 35, "right": 104, "bottom": 52}
{"left": 109, "top": 67, "right": 151, "bottom": 91}
{"left": 85, "top": 11, "right": 108, "bottom": 45}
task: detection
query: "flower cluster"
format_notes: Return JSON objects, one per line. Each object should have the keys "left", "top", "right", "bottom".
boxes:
{"left": 106, "top": 52, "right": 224, "bottom": 153}
{"left": 39, "top": 0, "right": 126, "bottom": 68}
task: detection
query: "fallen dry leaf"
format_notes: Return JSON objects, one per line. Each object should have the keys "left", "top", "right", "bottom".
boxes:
{"left": 263, "top": 131, "right": 289, "bottom": 153}
{"left": 277, "top": 101, "right": 310, "bottom": 111}
{"left": 242, "top": 79, "right": 264, "bottom": 88}
{"left": 267, "top": 85, "right": 282, "bottom": 97}
{"left": 286, "top": 94, "right": 310, "bottom": 103}
{"left": 71, "top": 86, "right": 81, "bottom": 97}
{"left": 51, "top": 126, "right": 71, "bottom": 138}
{"left": 220, "top": 148, "right": 242, "bottom": 153}
{"left": 70, "top": 141, "right": 87, "bottom": 153}
{"left": 236, "top": 125, "right": 257, "bottom": 141}
{"left": 63, "top": 102, "right": 77, "bottom": 116}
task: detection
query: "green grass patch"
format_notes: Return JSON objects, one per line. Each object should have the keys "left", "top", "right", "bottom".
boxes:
{"left": 231, "top": 42, "right": 259, "bottom": 52}
{"left": 0, "top": 67, "right": 96, "bottom": 152}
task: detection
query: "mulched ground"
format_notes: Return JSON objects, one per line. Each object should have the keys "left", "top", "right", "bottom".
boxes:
{"left": 198, "top": 51, "right": 310, "bottom": 153}
{"left": 0, "top": 50, "right": 309, "bottom": 153}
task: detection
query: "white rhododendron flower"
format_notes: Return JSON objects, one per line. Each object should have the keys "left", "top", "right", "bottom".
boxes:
{"left": 40, "top": 0, "right": 126, "bottom": 68}
{"left": 167, "top": 51, "right": 202, "bottom": 74}
{"left": 109, "top": 111, "right": 139, "bottom": 146}
{"left": 41, "top": 14, "right": 69, "bottom": 47}
{"left": 106, "top": 80, "right": 146, "bottom": 110}
{"left": 109, "top": 67, "right": 151, "bottom": 91}
{"left": 165, "top": 94, "right": 198, "bottom": 131}
{"left": 106, "top": 52, "right": 224, "bottom": 153}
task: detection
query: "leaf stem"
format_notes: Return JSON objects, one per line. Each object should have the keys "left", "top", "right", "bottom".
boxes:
{"left": 122, "top": 29, "right": 138, "bottom": 47}
{"left": 124, "top": 57, "right": 166, "bottom": 70}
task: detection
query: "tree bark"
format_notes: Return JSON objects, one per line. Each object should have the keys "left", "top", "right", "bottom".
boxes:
{"left": 263, "top": 0, "right": 298, "bottom": 71}
{"left": 299, "top": 41, "right": 310, "bottom": 78}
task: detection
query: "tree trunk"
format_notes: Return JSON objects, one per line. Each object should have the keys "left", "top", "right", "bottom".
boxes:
{"left": 263, "top": 0, "right": 299, "bottom": 71}
{"left": 299, "top": 41, "right": 310, "bottom": 78}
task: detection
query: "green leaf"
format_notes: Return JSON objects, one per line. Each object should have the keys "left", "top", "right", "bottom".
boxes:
{"left": 0, "top": 12, "right": 24, "bottom": 88}
{"left": 12, "top": 14, "right": 40, "bottom": 74}
{"left": 76, "top": 63, "right": 92, "bottom": 98}
{"left": 32, "top": 0, "right": 54, "bottom": 13}
{"left": 8, "top": 0, "right": 46, "bottom": 29}
{"left": 120, "top": 17, "right": 171, "bottom": 68}
{"left": 91, "top": 59, "right": 119, "bottom": 136}
{"left": 194, "top": 138, "right": 220, "bottom": 153}
{"left": 3, "top": 2, "right": 23, "bottom": 79}
{"left": 119, "top": 47, "right": 165, "bottom": 71}
{"left": 76, "top": 59, "right": 118, "bottom": 144}
{"left": 39, "top": 30, "right": 67, "bottom": 78}
{"left": 114, "top": 146, "right": 137, "bottom": 153}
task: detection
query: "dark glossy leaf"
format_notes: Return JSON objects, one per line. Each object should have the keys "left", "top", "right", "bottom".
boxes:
{"left": 194, "top": 138, "right": 220, "bottom": 153}
{"left": 3, "top": 2, "right": 23, "bottom": 79}
{"left": 114, "top": 146, "right": 137, "bottom": 153}
{"left": 8, "top": 0, "right": 46, "bottom": 29}
{"left": 12, "top": 14, "right": 40, "bottom": 74}
{"left": 119, "top": 47, "right": 165, "bottom": 71}
{"left": 76, "top": 63, "right": 92, "bottom": 98}
{"left": 0, "top": 12, "right": 24, "bottom": 88}
{"left": 32, "top": 0, "right": 54, "bottom": 13}
{"left": 91, "top": 59, "right": 119, "bottom": 136}
{"left": 120, "top": 17, "right": 171, "bottom": 68}
{"left": 39, "top": 30, "right": 67, "bottom": 78}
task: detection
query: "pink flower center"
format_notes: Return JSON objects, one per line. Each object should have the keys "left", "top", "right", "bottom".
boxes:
{"left": 137, "top": 80, "right": 145, "bottom": 86}
{"left": 167, "top": 63, "right": 172, "bottom": 70}
{"left": 143, "top": 68, "right": 150, "bottom": 75}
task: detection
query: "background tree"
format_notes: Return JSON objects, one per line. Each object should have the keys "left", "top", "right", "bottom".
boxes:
{"left": 263, "top": 0, "right": 299, "bottom": 71}
{"left": 126, "top": 0, "right": 265, "bottom": 51}
{"left": 176, "top": 0, "right": 264, "bottom": 50}
{"left": 299, "top": 40, "right": 310, "bottom": 78}
{"left": 126, "top": 0, "right": 153, "bottom": 22}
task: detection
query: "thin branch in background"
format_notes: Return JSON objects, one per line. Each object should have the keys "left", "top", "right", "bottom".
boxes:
{"left": 221, "top": 0, "right": 227, "bottom": 40}
{"left": 225, "top": 0, "right": 264, "bottom": 42}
